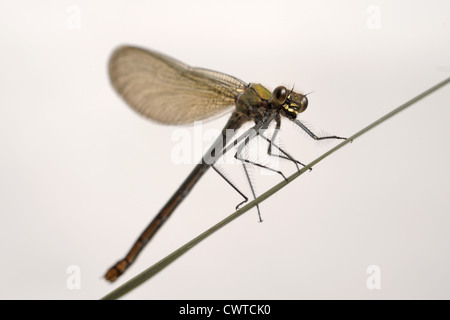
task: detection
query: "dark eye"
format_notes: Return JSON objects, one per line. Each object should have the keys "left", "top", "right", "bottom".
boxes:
{"left": 298, "top": 96, "right": 308, "bottom": 113}
{"left": 272, "top": 86, "right": 287, "bottom": 105}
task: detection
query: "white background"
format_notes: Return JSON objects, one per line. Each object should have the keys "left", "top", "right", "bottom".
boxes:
{"left": 0, "top": 0, "right": 449, "bottom": 299}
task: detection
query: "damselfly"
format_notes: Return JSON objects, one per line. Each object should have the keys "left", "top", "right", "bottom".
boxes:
{"left": 105, "top": 46, "right": 345, "bottom": 282}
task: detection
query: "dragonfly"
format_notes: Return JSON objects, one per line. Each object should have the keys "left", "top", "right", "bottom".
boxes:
{"left": 105, "top": 45, "right": 346, "bottom": 282}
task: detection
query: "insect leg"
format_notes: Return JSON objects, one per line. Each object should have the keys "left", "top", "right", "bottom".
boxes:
{"left": 294, "top": 119, "right": 347, "bottom": 141}
{"left": 263, "top": 115, "right": 309, "bottom": 171}
{"left": 234, "top": 116, "right": 288, "bottom": 181}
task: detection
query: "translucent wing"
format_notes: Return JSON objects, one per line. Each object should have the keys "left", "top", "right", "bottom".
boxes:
{"left": 109, "top": 46, "right": 248, "bottom": 125}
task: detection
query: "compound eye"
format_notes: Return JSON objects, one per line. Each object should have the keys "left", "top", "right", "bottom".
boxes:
{"left": 272, "top": 86, "right": 287, "bottom": 105}
{"left": 298, "top": 96, "right": 308, "bottom": 113}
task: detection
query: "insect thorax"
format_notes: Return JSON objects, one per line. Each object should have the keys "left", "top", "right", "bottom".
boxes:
{"left": 235, "top": 83, "right": 275, "bottom": 121}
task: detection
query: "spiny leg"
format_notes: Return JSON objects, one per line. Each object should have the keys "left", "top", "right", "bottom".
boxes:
{"left": 262, "top": 134, "right": 311, "bottom": 172}
{"left": 223, "top": 115, "right": 280, "bottom": 220}
{"left": 208, "top": 114, "right": 278, "bottom": 216}
{"left": 211, "top": 164, "right": 248, "bottom": 210}
{"left": 234, "top": 126, "right": 288, "bottom": 182}
{"left": 207, "top": 119, "right": 269, "bottom": 213}
{"left": 241, "top": 162, "right": 262, "bottom": 222}
{"left": 294, "top": 119, "right": 347, "bottom": 141}
{"left": 262, "top": 116, "right": 310, "bottom": 172}
{"left": 266, "top": 115, "right": 281, "bottom": 157}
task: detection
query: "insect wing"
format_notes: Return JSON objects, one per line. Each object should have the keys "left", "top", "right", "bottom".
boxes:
{"left": 109, "top": 46, "right": 248, "bottom": 124}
